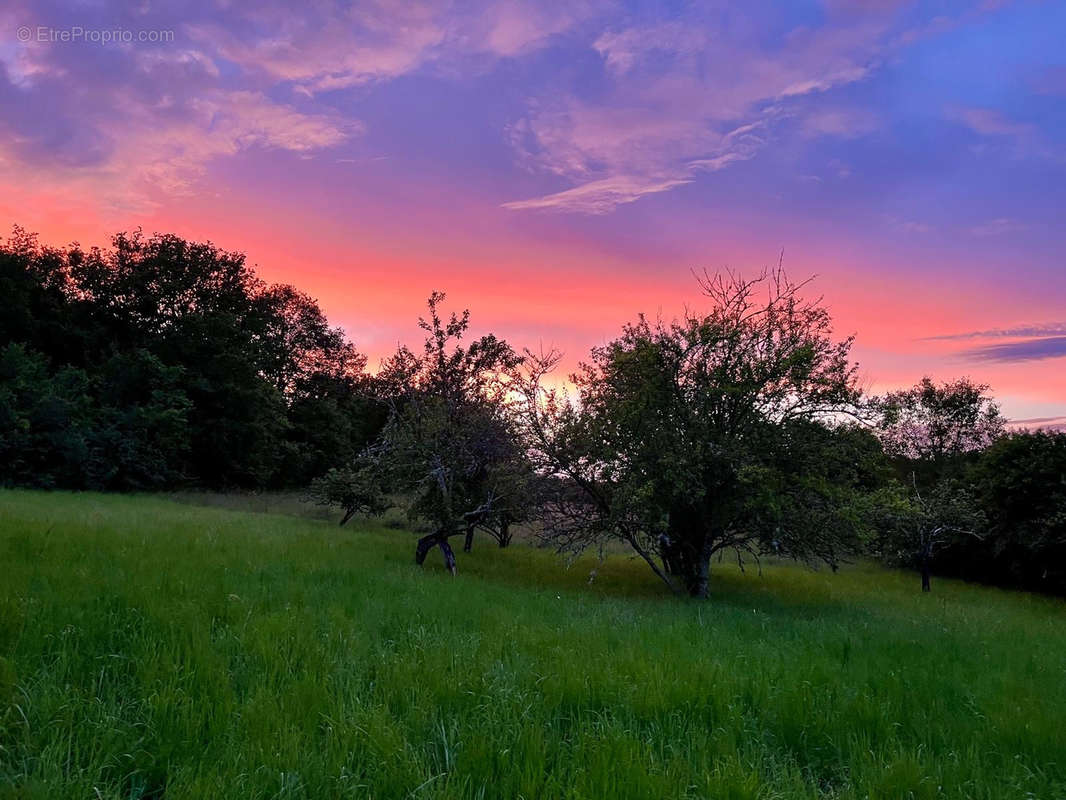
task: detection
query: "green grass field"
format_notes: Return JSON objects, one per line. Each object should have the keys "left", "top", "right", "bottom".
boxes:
{"left": 1, "top": 491, "right": 1064, "bottom": 799}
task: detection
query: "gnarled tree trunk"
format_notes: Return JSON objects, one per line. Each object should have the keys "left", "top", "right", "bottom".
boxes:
{"left": 438, "top": 537, "right": 457, "bottom": 575}
{"left": 415, "top": 530, "right": 458, "bottom": 575}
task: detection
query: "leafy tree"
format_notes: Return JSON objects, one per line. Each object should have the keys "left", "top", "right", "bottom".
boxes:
{"left": 69, "top": 230, "right": 264, "bottom": 347}
{"left": 0, "top": 228, "right": 103, "bottom": 368}
{"left": 255, "top": 283, "right": 366, "bottom": 400}
{"left": 872, "top": 377, "right": 1003, "bottom": 590}
{"left": 874, "top": 478, "right": 985, "bottom": 592}
{"left": 83, "top": 350, "right": 191, "bottom": 490}
{"left": 279, "top": 379, "right": 388, "bottom": 488}
{"left": 1, "top": 226, "right": 384, "bottom": 490}
{"left": 0, "top": 344, "right": 192, "bottom": 490}
{"left": 516, "top": 269, "right": 866, "bottom": 597}
{"left": 309, "top": 452, "right": 392, "bottom": 525}
{"left": 0, "top": 343, "right": 92, "bottom": 488}
{"left": 873, "top": 377, "right": 1004, "bottom": 469}
{"left": 369, "top": 293, "right": 525, "bottom": 572}
{"left": 256, "top": 286, "right": 386, "bottom": 487}
{"left": 69, "top": 231, "right": 287, "bottom": 486}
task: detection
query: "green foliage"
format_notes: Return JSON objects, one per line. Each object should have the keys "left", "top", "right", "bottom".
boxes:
{"left": 0, "top": 343, "right": 92, "bottom": 488}
{"left": 0, "top": 229, "right": 79, "bottom": 367}
{"left": 309, "top": 460, "right": 392, "bottom": 525}
{"left": 0, "top": 227, "right": 382, "bottom": 490}
{"left": 4, "top": 225, "right": 1059, "bottom": 601}
{"left": 519, "top": 269, "right": 869, "bottom": 597}
{"left": 872, "top": 478, "right": 985, "bottom": 591}
{"left": 871, "top": 376, "right": 1005, "bottom": 591}
{"left": 69, "top": 230, "right": 290, "bottom": 487}
{"left": 743, "top": 421, "right": 892, "bottom": 562}
{"left": 2, "top": 490, "right": 1065, "bottom": 798}
{"left": 873, "top": 376, "right": 1004, "bottom": 471}
{"left": 949, "top": 431, "right": 1066, "bottom": 593}
{"left": 365, "top": 293, "right": 531, "bottom": 564}
{"left": 82, "top": 350, "right": 192, "bottom": 490}
{"left": 0, "top": 344, "right": 192, "bottom": 490}
{"left": 280, "top": 384, "right": 388, "bottom": 488}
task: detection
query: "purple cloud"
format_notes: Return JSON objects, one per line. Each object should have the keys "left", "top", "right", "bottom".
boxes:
{"left": 926, "top": 324, "right": 1066, "bottom": 342}
{"left": 501, "top": 10, "right": 898, "bottom": 213}
{"left": 963, "top": 336, "right": 1066, "bottom": 363}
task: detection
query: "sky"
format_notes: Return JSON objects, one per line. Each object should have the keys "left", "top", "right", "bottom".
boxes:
{"left": 1, "top": 0, "right": 1064, "bottom": 422}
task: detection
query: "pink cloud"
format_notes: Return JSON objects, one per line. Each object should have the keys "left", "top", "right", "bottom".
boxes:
{"left": 186, "top": 0, "right": 605, "bottom": 94}
{"left": 954, "top": 107, "right": 1036, "bottom": 138}
{"left": 501, "top": 174, "right": 693, "bottom": 214}
{"left": 0, "top": 87, "right": 354, "bottom": 218}
{"left": 504, "top": 13, "right": 896, "bottom": 213}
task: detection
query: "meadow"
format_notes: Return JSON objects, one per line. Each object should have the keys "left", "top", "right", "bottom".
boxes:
{"left": 1, "top": 490, "right": 1064, "bottom": 799}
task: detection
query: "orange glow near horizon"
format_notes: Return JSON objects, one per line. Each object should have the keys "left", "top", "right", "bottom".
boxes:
{"left": 7, "top": 192, "right": 1065, "bottom": 420}
{"left": 2, "top": 0, "right": 1064, "bottom": 420}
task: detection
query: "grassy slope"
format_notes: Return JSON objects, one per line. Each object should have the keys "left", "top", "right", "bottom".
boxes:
{"left": 0, "top": 491, "right": 1063, "bottom": 799}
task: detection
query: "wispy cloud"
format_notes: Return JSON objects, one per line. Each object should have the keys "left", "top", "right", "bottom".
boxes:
{"left": 799, "top": 107, "right": 881, "bottom": 139}
{"left": 187, "top": 1, "right": 603, "bottom": 94}
{"left": 501, "top": 174, "right": 692, "bottom": 214}
{"left": 0, "top": 0, "right": 602, "bottom": 215}
{"left": 969, "top": 217, "right": 1027, "bottom": 237}
{"left": 503, "top": 7, "right": 918, "bottom": 214}
{"left": 953, "top": 107, "right": 1036, "bottom": 138}
{"left": 884, "top": 216, "right": 934, "bottom": 234}
{"left": 962, "top": 336, "right": 1066, "bottom": 362}
{"left": 1011, "top": 416, "right": 1066, "bottom": 426}
{"left": 503, "top": 111, "right": 767, "bottom": 213}
{"left": 925, "top": 323, "right": 1066, "bottom": 341}
{"left": 927, "top": 322, "right": 1066, "bottom": 363}
{"left": 950, "top": 106, "right": 1062, "bottom": 163}
{"left": 0, "top": 72, "right": 356, "bottom": 213}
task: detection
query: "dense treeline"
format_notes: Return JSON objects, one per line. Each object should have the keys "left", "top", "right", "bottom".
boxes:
{"left": 0, "top": 228, "right": 385, "bottom": 490}
{"left": 3, "top": 227, "right": 1064, "bottom": 596}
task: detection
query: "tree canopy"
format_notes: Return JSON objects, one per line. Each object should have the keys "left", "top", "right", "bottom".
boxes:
{"left": 515, "top": 268, "right": 872, "bottom": 597}
{"left": 871, "top": 377, "right": 1005, "bottom": 591}
{"left": 328, "top": 293, "right": 532, "bottom": 572}
{"left": 0, "top": 228, "right": 383, "bottom": 489}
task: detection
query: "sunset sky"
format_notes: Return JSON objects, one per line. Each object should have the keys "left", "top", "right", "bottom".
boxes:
{"left": 2, "top": 0, "right": 1064, "bottom": 421}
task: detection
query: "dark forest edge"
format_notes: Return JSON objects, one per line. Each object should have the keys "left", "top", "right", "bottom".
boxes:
{"left": 3, "top": 227, "right": 1064, "bottom": 597}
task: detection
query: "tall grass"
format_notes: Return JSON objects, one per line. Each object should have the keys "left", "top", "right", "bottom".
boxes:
{"left": 1, "top": 490, "right": 1063, "bottom": 798}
